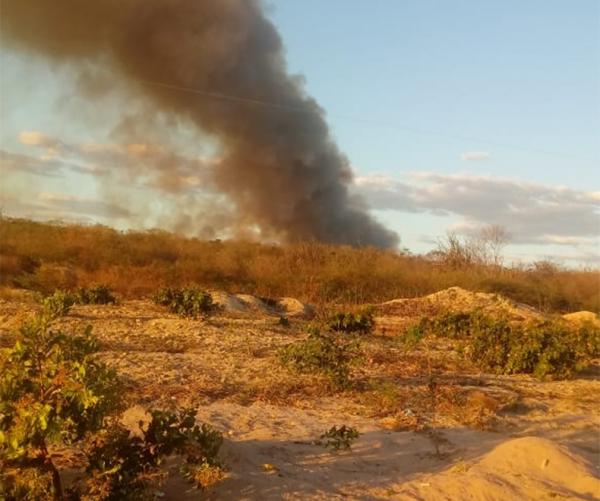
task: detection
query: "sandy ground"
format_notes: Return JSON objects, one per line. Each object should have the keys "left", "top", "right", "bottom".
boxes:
{"left": 1, "top": 289, "right": 599, "bottom": 500}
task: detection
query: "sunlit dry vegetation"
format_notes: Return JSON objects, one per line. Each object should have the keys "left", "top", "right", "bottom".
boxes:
{"left": 1, "top": 217, "right": 598, "bottom": 313}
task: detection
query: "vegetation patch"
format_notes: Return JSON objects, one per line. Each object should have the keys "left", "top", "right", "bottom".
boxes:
{"left": 279, "top": 329, "right": 361, "bottom": 389}
{"left": 326, "top": 308, "right": 375, "bottom": 335}
{"left": 75, "top": 285, "right": 118, "bottom": 305}
{"left": 0, "top": 315, "right": 224, "bottom": 499}
{"left": 2, "top": 217, "right": 598, "bottom": 313}
{"left": 39, "top": 286, "right": 118, "bottom": 320}
{"left": 419, "top": 311, "right": 599, "bottom": 379}
{"left": 153, "top": 287, "right": 217, "bottom": 319}
{"left": 83, "top": 408, "right": 224, "bottom": 497}
{"left": 41, "top": 289, "right": 76, "bottom": 318}
{"left": 319, "top": 425, "right": 359, "bottom": 451}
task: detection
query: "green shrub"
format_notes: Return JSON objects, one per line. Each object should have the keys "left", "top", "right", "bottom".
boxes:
{"left": 421, "top": 311, "right": 474, "bottom": 339}
{"left": 76, "top": 285, "right": 118, "bottom": 305}
{"left": 0, "top": 316, "right": 122, "bottom": 499}
{"left": 319, "top": 425, "right": 359, "bottom": 451}
{"left": 153, "top": 287, "right": 216, "bottom": 319}
{"left": 326, "top": 308, "right": 374, "bottom": 335}
{"left": 41, "top": 290, "right": 76, "bottom": 318}
{"left": 471, "top": 318, "right": 598, "bottom": 379}
{"left": 279, "top": 329, "right": 360, "bottom": 389}
{"left": 420, "top": 311, "right": 599, "bottom": 379}
{"left": 572, "top": 321, "right": 600, "bottom": 359}
{"left": 0, "top": 316, "right": 224, "bottom": 499}
{"left": 83, "top": 408, "right": 223, "bottom": 498}
{"left": 402, "top": 324, "right": 426, "bottom": 348}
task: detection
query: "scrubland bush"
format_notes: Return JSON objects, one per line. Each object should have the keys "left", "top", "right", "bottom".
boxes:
{"left": 39, "top": 285, "right": 117, "bottom": 320}
{"left": 326, "top": 308, "right": 375, "bottom": 335}
{"left": 0, "top": 315, "right": 223, "bottom": 499}
{"left": 153, "top": 287, "right": 216, "bottom": 318}
{"left": 279, "top": 329, "right": 361, "bottom": 389}
{"left": 0, "top": 317, "right": 122, "bottom": 498}
{"left": 419, "top": 312, "right": 599, "bottom": 379}
{"left": 75, "top": 285, "right": 118, "bottom": 305}
{"left": 41, "top": 289, "right": 76, "bottom": 318}
{"left": 1, "top": 217, "right": 598, "bottom": 313}
{"left": 83, "top": 408, "right": 224, "bottom": 498}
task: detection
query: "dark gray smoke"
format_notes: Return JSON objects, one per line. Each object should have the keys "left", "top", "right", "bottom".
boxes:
{"left": 2, "top": 0, "right": 399, "bottom": 248}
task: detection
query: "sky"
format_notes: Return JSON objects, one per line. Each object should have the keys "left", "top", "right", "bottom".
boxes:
{"left": 1, "top": 0, "right": 599, "bottom": 265}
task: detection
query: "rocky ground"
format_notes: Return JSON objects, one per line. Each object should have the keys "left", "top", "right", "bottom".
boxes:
{"left": 0, "top": 287, "right": 598, "bottom": 500}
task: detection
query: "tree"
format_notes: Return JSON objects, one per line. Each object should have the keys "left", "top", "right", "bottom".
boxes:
{"left": 474, "top": 224, "right": 510, "bottom": 267}
{"left": 434, "top": 225, "right": 510, "bottom": 268}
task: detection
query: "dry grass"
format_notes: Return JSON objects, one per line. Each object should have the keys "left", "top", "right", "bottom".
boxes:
{"left": 1, "top": 216, "right": 598, "bottom": 313}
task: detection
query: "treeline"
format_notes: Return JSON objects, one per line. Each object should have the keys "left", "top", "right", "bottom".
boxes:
{"left": 0, "top": 217, "right": 597, "bottom": 313}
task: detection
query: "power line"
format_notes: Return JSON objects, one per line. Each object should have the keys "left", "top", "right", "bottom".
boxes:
{"left": 138, "top": 79, "right": 597, "bottom": 163}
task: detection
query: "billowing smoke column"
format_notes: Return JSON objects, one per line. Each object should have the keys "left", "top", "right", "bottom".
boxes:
{"left": 2, "top": 0, "right": 398, "bottom": 248}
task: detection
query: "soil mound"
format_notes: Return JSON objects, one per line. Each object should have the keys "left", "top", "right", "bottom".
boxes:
{"left": 563, "top": 311, "right": 600, "bottom": 327}
{"left": 380, "top": 286, "right": 539, "bottom": 319}
{"left": 210, "top": 291, "right": 313, "bottom": 319}
{"left": 396, "top": 436, "right": 600, "bottom": 500}
{"left": 375, "top": 286, "right": 542, "bottom": 334}
{"left": 276, "top": 297, "right": 315, "bottom": 319}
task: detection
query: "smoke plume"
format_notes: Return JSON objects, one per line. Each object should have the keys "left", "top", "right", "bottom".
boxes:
{"left": 2, "top": 0, "right": 398, "bottom": 248}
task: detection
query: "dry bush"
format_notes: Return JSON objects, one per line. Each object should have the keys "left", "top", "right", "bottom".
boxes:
{"left": 1, "top": 217, "right": 598, "bottom": 313}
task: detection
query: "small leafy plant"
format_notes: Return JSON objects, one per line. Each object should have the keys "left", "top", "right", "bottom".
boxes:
{"left": 0, "top": 315, "right": 224, "bottom": 500}
{"left": 402, "top": 324, "right": 425, "bottom": 348}
{"left": 326, "top": 308, "right": 375, "bottom": 335}
{"left": 83, "top": 407, "right": 224, "bottom": 497}
{"left": 319, "top": 425, "right": 359, "bottom": 451}
{"left": 75, "top": 285, "right": 118, "bottom": 305}
{"left": 279, "top": 329, "right": 360, "bottom": 389}
{"left": 153, "top": 287, "right": 216, "bottom": 319}
{"left": 0, "top": 316, "right": 122, "bottom": 499}
{"left": 41, "top": 289, "right": 76, "bottom": 318}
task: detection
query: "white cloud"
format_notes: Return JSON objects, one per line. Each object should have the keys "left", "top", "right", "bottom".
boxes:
{"left": 352, "top": 171, "right": 600, "bottom": 250}
{"left": 19, "top": 130, "right": 55, "bottom": 147}
{"left": 0, "top": 150, "right": 70, "bottom": 177}
{"left": 460, "top": 151, "right": 490, "bottom": 161}
{"left": 12, "top": 132, "right": 219, "bottom": 194}
{"left": 353, "top": 173, "right": 396, "bottom": 189}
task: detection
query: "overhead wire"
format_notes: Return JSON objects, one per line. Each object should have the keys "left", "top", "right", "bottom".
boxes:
{"left": 138, "top": 79, "right": 596, "bottom": 162}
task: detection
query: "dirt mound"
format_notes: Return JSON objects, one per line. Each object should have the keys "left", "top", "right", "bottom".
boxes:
{"left": 210, "top": 291, "right": 249, "bottom": 313}
{"left": 235, "top": 294, "right": 275, "bottom": 314}
{"left": 210, "top": 291, "right": 313, "bottom": 319}
{"left": 376, "top": 286, "right": 543, "bottom": 334}
{"left": 425, "top": 286, "right": 516, "bottom": 310}
{"left": 276, "top": 297, "right": 315, "bottom": 319}
{"left": 564, "top": 311, "right": 600, "bottom": 327}
{"left": 382, "top": 286, "right": 538, "bottom": 318}
{"left": 396, "top": 436, "right": 600, "bottom": 500}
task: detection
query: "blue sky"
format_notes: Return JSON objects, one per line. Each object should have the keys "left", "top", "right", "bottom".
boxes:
{"left": 1, "top": 0, "right": 598, "bottom": 264}
{"left": 270, "top": 0, "right": 599, "bottom": 182}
